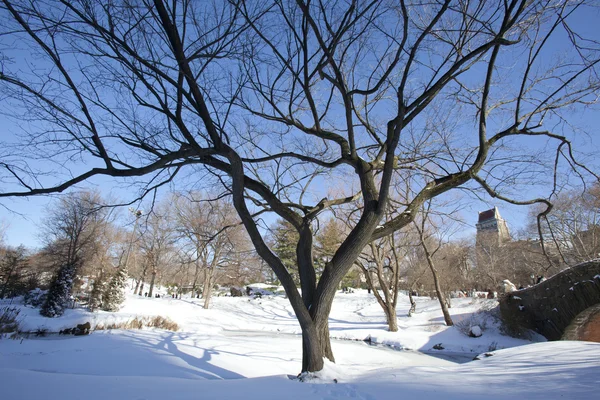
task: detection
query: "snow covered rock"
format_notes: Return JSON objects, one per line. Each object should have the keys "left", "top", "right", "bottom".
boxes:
{"left": 502, "top": 279, "right": 517, "bottom": 293}
{"left": 469, "top": 325, "right": 483, "bottom": 338}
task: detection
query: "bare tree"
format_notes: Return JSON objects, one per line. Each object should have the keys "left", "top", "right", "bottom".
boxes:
{"left": 413, "top": 203, "right": 457, "bottom": 326}
{"left": 355, "top": 233, "right": 407, "bottom": 332}
{"left": 173, "top": 192, "right": 247, "bottom": 308}
{"left": 530, "top": 185, "right": 600, "bottom": 265}
{"left": 137, "top": 202, "right": 176, "bottom": 298}
{"left": 346, "top": 196, "right": 417, "bottom": 331}
{"left": 433, "top": 240, "right": 472, "bottom": 294}
{"left": 0, "top": 1, "right": 598, "bottom": 371}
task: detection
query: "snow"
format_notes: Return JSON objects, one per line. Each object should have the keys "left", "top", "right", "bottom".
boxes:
{"left": 1, "top": 289, "right": 598, "bottom": 399}
{"left": 470, "top": 325, "right": 482, "bottom": 337}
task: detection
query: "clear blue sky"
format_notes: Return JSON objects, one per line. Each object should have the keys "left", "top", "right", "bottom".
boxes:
{"left": 0, "top": 3, "right": 598, "bottom": 250}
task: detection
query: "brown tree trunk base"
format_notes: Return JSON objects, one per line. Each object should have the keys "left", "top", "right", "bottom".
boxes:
{"left": 386, "top": 308, "right": 399, "bottom": 332}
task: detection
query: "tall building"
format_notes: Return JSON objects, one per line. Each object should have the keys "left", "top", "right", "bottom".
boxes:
{"left": 476, "top": 207, "right": 511, "bottom": 245}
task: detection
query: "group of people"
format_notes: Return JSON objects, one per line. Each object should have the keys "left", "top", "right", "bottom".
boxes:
{"left": 141, "top": 292, "right": 182, "bottom": 299}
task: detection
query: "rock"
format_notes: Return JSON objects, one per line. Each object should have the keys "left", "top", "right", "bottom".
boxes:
{"left": 230, "top": 287, "right": 244, "bottom": 297}
{"left": 502, "top": 279, "right": 517, "bottom": 293}
{"left": 74, "top": 322, "right": 91, "bottom": 336}
{"left": 473, "top": 352, "right": 494, "bottom": 360}
{"left": 432, "top": 343, "right": 444, "bottom": 350}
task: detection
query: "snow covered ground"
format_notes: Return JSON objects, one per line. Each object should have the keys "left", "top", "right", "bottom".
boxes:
{"left": 1, "top": 290, "right": 598, "bottom": 399}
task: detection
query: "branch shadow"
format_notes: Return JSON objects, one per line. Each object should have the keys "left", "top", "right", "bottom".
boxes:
{"left": 125, "top": 331, "right": 246, "bottom": 380}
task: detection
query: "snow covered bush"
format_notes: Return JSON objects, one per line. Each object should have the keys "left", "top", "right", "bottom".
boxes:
{"left": 455, "top": 301, "right": 498, "bottom": 337}
{"left": 0, "top": 306, "right": 20, "bottom": 335}
{"left": 40, "top": 264, "right": 76, "bottom": 317}
{"left": 246, "top": 286, "right": 274, "bottom": 298}
{"left": 88, "top": 276, "right": 107, "bottom": 312}
{"left": 24, "top": 288, "right": 47, "bottom": 308}
{"left": 101, "top": 267, "right": 127, "bottom": 312}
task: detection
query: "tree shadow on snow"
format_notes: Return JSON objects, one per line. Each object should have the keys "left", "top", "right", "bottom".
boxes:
{"left": 153, "top": 332, "right": 245, "bottom": 380}
{"left": 0, "top": 331, "right": 245, "bottom": 381}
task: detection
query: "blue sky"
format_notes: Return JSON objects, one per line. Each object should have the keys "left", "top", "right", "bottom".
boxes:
{"left": 0, "top": 2, "right": 598, "bottom": 250}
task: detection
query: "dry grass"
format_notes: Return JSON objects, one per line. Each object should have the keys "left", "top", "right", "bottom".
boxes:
{"left": 94, "top": 315, "right": 179, "bottom": 332}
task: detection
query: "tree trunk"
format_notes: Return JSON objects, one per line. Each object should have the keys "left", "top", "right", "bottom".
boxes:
{"left": 445, "top": 292, "right": 452, "bottom": 309}
{"left": 191, "top": 260, "right": 200, "bottom": 298}
{"left": 317, "top": 319, "right": 334, "bottom": 362}
{"left": 426, "top": 254, "right": 453, "bottom": 326}
{"left": 202, "top": 268, "right": 213, "bottom": 309}
{"left": 417, "top": 220, "right": 453, "bottom": 327}
{"left": 226, "top": 146, "right": 385, "bottom": 374}
{"left": 148, "top": 268, "right": 156, "bottom": 297}
{"left": 408, "top": 290, "right": 417, "bottom": 317}
{"left": 385, "top": 305, "right": 399, "bottom": 332}
{"left": 299, "top": 317, "right": 333, "bottom": 374}
{"left": 137, "top": 266, "right": 147, "bottom": 296}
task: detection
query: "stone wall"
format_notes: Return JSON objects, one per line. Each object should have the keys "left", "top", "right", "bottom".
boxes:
{"left": 499, "top": 260, "right": 600, "bottom": 340}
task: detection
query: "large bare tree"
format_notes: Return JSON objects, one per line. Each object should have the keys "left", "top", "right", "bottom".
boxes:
{"left": 0, "top": 0, "right": 598, "bottom": 372}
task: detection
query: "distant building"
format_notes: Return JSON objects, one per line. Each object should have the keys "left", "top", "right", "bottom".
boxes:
{"left": 476, "top": 207, "right": 511, "bottom": 245}
{"left": 474, "top": 207, "right": 563, "bottom": 288}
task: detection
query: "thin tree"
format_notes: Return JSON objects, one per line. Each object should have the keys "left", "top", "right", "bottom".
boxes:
{"left": 413, "top": 203, "right": 457, "bottom": 326}
{"left": 138, "top": 202, "right": 176, "bottom": 298}
{"left": 0, "top": 1, "right": 598, "bottom": 371}
{"left": 355, "top": 237, "right": 402, "bottom": 331}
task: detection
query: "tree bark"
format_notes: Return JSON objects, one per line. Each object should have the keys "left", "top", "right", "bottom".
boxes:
{"left": 191, "top": 260, "right": 201, "bottom": 298}
{"left": 385, "top": 305, "right": 399, "bottom": 332}
{"left": 300, "top": 323, "right": 325, "bottom": 373}
{"left": 202, "top": 267, "right": 214, "bottom": 309}
{"left": 408, "top": 290, "right": 417, "bottom": 317}
{"left": 148, "top": 268, "right": 156, "bottom": 297}
{"left": 137, "top": 265, "right": 148, "bottom": 296}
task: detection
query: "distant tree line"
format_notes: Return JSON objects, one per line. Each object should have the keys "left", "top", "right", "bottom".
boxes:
{"left": 0, "top": 190, "right": 265, "bottom": 316}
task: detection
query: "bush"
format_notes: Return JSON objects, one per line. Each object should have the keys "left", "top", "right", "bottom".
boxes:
{"left": 455, "top": 301, "right": 498, "bottom": 337}
{"left": 24, "top": 288, "right": 48, "bottom": 308}
{"left": 40, "top": 263, "right": 77, "bottom": 317}
{"left": 0, "top": 306, "right": 21, "bottom": 335}
{"left": 101, "top": 267, "right": 127, "bottom": 312}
